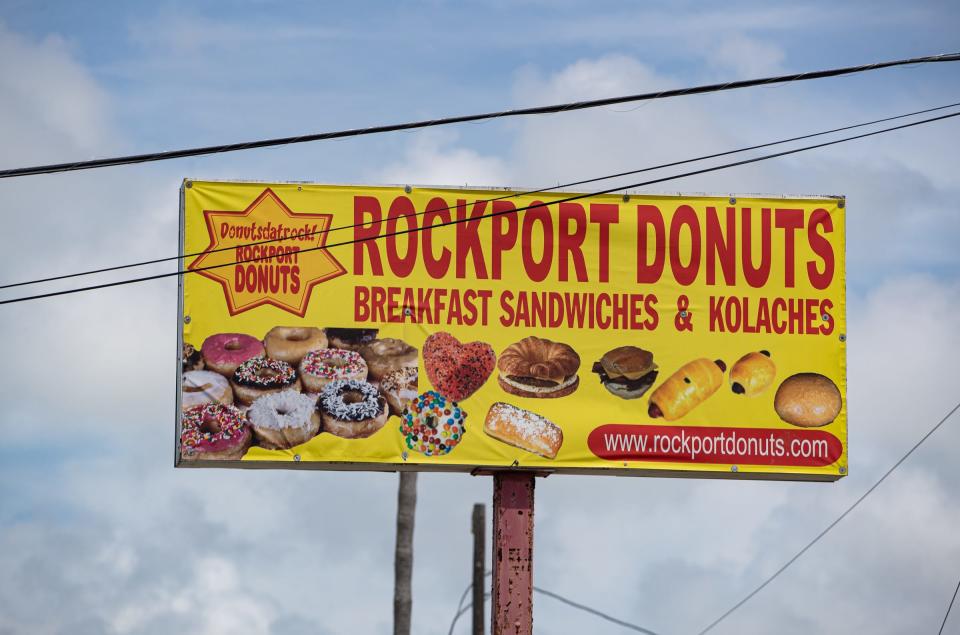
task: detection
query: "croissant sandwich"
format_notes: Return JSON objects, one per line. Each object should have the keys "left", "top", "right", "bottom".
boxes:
{"left": 648, "top": 358, "right": 726, "bottom": 421}
{"left": 497, "top": 336, "right": 580, "bottom": 399}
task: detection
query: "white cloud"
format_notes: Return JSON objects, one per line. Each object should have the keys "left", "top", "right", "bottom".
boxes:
{"left": 709, "top": 33, "right": 786, "bottom": 77}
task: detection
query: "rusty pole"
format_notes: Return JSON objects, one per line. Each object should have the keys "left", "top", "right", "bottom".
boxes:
{"left": 491, "top": 472, "right": 535, "bottom": 635}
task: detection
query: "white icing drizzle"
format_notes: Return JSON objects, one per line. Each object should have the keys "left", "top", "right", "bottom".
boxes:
{"left": 248, "top": 391, "right": 317, "bottom": 430}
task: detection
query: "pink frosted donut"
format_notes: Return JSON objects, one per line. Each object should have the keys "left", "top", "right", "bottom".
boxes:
{"left": 202, "top": 333, "right": 265, "bottom": 377}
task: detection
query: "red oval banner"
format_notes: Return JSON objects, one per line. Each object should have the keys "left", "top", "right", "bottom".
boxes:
{"left": 587, "top": 424, "right": 843, "bottom": 467}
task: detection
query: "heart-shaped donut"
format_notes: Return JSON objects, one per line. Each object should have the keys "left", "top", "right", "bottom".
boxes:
{"left": 423, "top": 332, "right": 496, "bottom": 402}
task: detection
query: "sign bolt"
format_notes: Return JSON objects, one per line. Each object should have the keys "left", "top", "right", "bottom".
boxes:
{"left": 731, "top": 465, "right": 739, "bottom": 473}
{"left": 183, "top": 315, "right": 191, "bottom": 324}
{"left": 839, "top": 333, "right": 847, "bottom": 342}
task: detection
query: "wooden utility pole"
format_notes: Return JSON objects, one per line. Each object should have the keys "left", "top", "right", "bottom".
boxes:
{"left": 394, "top": 471, "right": 418, "bottom": 635}
{"left": 471, "top": 503, "right": 486, "bottom": 635}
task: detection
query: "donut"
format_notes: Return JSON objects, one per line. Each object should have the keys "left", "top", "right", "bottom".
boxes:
{"left": 774, "top": 373, "right": 842, "bottom": 427}
{"left": 325, "top": 327, "right": 378, "bottom": 351}
{"left": 201, "top": 333, "right": 265, "bottom": 377}
{"left": 318, "top": 379, "right": 388, "bottom": 439}
{"left": 263, "top": 326, "right": 327, "bottom": 365}
{"left": 247, "top": 390, "right": 320, "bottom": 449}
{"left": 730, "top": 350, "right": 776, "bottom": 396}
{"left": 182, "top": 342, "right": 204, "bottom": 372}
{"left": 399, "top": 390, "right": 466, "bottom": 457}
{"left": 380, "top": 366, "right": 419, "bottom": 415}
{"left": 180, "top": 403, "right": 252, "bottom": 460}
{"left": 299, "top": 348, "right": 368, "bottom": 393}
{"left": 182, "top": 370, "right": 233, "bottom": 410}
{"left": 231, "top": 357, "right": 302, "bottom": 406}
{"left": 360, "top": 338, "right": 418, "bottom": 382}
{"left": 422, "top": 332, "right": 496, "bottom": 402}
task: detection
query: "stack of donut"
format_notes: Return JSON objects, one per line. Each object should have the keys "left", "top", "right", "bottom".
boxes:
{"left": 180, "top": 327, "right": 420, "bottom": 459}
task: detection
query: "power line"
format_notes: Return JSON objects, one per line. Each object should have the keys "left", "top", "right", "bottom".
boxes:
{"left": 939, "top": 574, "right": 960, "bottom": 635}
{"left": 1, "top": 108, "right": 957, "bottom": 307}
{"left": 1, "top": 53, "right": 957, "bottom": 179}
{"left": 534, "top": 586, "right": 662, "bottom": 635}
{"left": 696, "top": 399, "right": 960, "bottom": 635}
{"left": 4, "top": 100, "right": 958, "bottom": 292}
{"left": 448, "top": 579, "right": 661, "bottom": 635}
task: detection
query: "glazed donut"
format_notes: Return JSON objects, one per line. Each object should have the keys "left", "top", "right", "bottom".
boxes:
{"left": 360, "top": 338, "right": 418, "bottom": 381}
{"left": 380, "top": 366, "right": 419, "bottom": 415}
{"left": 730, "top": 350, "right": 776, "bottom": 396}
{"left": 325, "top": 327, "right": 378, "bottom": 351}
{"left": 182, "top": 342, "right": 204, "bottom": 372}
{"left": 180, "top": 403, "right": 252, "bottom": 460}
{"left": 231, "top": 357, "right": 302, "bottom": 406}
{"left": 201, "top": 333, "right": 265, "bottom": 377}
{"left": 318, "top": 379, "right": 388, "bottom": 439}
{"left": 299, "top": 348, "right": 368, "bottom": 393}
{"left": 264, "top": 326, "right": 327, "bottom": 365}
{"left": 399, "top": 390, "right": 466, "bottom": 457}
{"left": 182, "top": 370, "right": 233, "bottom": 410}
{"left": 247, "top": 390, "right": 320, "bottom": 449}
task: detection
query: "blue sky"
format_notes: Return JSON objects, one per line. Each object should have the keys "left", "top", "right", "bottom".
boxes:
{"left": 0, "top": 2, "right": 959, "bottom": 634}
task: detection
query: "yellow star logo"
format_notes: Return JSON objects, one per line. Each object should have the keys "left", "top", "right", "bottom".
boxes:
{"left": 188, "top": 188, "right": 346, "bottom": 316}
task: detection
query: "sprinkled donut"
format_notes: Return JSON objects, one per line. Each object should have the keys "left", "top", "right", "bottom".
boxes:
{"left": 202, "top": 333, "right": 265, "bottom": 377}
{"left": 299, "top": 348, "right": 368, "bottom": 393}
{"left": 360, "top": 338, "right": 418, "bottom": 382}
{"left": 182, "top": 370, "right": 234, "bottom": 410}
{"left": 231, "top": 357, "right": 302, "bottom": 406}
{"left": 264, "top": 326, "right": 328, "bottom": 365}
{"left": 319, "top": 379, "right": 388, "bottom": 439}
{"left": 400, "top": 390, "right": 466, "bottom": 457}
{"left": 248, "top": 390, "right": 320, "bottom": 449}
{"left": 180, "top": 403, "right": 252, "bottom": 460}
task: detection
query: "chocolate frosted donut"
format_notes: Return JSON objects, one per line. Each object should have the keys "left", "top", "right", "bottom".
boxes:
{"left": 231, "top": 357, "right": 301, "bottom": 406}
{"left": 318, "top": 379, "right": 388, "bottom": 438}
{"left": 326, "top": 328, "right": 378, "bottom": 351}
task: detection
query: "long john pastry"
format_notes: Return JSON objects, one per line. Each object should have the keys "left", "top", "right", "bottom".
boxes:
{"left": 648, "top": 358, "right": 726, "bottom": 421}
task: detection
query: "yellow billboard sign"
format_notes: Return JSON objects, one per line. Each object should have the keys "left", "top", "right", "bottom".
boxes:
{"left": 178, "top": 180, "right": 847, "bottom": 480}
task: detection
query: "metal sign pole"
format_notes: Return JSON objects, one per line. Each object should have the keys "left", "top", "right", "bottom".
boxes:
{"left": 491, "top": 472, "right": 535, "bottom": 635}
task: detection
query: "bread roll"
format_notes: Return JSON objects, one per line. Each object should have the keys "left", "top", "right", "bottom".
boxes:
{"left": 484, "top": 402, "right": 563, "bottom": 459}
{"left": 774, "top": 373, "right": 842, "bottom": 427}
{"left": 648, "top": 358, "right": 725, "bottom": 421}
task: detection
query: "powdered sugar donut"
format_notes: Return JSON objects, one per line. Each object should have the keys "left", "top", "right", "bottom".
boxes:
{"left": 231, "top": 357, "right": 302, "bottom": 406}
{"left": 180, "top": 403, "right": 252, "bottom": 460}
{"left": 380, "top": 366, "right": 418, "bottom": 415}
{"left": 318, "top": 379, "right": 388, "bottom": 439}
{"left": 360, "top": 338, "right": 418, "bottom": 381}
{"left": 299, "top": 348, "right": 368, "bottom": 393}
{"left": 248, "top": 391, "right": 320, "bottom": 449}
{"left": 182, "top": 370, "right": 233, "bottom": 410}
{"left": 202, "top": 333, "right": 264, "bottom": 377}
{"left": 399, "top": 390, "right": 466, "bottom": 456}
{"left": 264, "top": 326, "right": 327, "bottom": 365}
